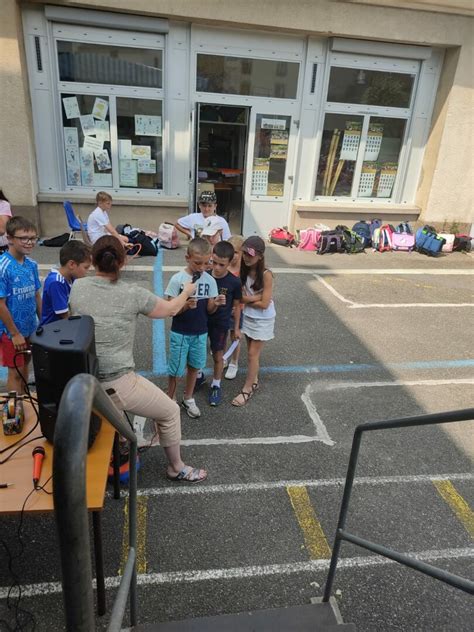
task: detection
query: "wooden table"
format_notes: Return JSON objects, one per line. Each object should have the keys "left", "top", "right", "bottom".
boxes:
{"left": 0, "top": 400, "right": 115, "bottom": 614}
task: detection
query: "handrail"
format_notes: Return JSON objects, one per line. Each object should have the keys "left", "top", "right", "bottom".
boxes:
{"left": 53, "top": 373, "right": 138, "bottom": 631}
{"left": 323, "top": 407, "right": 474, "bottom": 602}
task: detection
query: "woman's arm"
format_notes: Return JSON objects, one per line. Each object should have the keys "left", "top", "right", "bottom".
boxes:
{"left": 248, "top": 271, "right": 273, "bottom": 309}
{"left": 147, "top": 282, "right": 196, "bottom": 319}
{"left": 0, "top": 215, "right": 8, "bottom": 236}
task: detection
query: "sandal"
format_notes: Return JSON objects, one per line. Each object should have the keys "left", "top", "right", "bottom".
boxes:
{"left": 232, "top": 383, "right": 259, "bottom": 407}
{"left": 167, "top": 466, "right": 207, "bottom": 484}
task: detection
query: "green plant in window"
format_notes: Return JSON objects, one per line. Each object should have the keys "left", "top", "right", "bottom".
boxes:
{"left": 362, "top": 75, "right": 409, "bottom": 108}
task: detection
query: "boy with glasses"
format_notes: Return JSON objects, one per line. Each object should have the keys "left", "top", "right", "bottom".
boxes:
{"left": 0, "top": 217, "right": 41, "bottom": 393}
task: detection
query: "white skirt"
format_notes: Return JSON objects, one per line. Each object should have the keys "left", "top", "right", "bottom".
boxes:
{"left": 241, "top": 314, "right": 275, "bottom": 341}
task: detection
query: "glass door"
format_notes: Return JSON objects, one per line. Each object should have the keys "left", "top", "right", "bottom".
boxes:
{"left": 243, "top": 110, "right": 298, "bottom": 236}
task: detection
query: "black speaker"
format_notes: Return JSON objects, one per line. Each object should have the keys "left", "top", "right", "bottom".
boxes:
{"left": 31, "top": 315, "right": 101, "bottom": 447}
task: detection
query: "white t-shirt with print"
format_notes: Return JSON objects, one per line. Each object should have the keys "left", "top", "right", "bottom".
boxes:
{"left": 87, "top": 207, "right": 110, "bottom": 244}
{"left": 177, "top": 212, "right": 231, "bottom": 240}
{"left": 0, "top": 200, "right": 13, "bottom": 248}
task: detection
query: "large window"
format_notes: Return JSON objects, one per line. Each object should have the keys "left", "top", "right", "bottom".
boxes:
{"left": 327, "top": 67, "right": 414, "bottom": 108}
{"left": 196, "top": 54, "right": 299, "bottom": 99}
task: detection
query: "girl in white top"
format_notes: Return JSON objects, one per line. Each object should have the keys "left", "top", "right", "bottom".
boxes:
{"left": 0, "top": 190, "right": 13, "bottom": 253}
{"left": 232, "top": 235, "right": 275, "bottom": 407}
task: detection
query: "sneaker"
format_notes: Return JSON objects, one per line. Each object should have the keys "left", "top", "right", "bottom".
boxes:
{"left": 225, "top": 363, "right": 238, "bottom": 380}
{"left": 193, "top": 373, "right": 207, "bottom": 392}
{"left": 181, "top": 398, "right": 201, "bottom": 418}
{"left": 208, "top": 385, "right": 222, "bottom": 407}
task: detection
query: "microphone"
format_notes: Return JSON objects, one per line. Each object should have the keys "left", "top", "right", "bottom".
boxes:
{"left": 32, "top": 446, "right": 45, "bottom": 489}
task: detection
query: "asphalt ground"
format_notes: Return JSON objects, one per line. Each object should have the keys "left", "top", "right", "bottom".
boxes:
{"left": 0, "top": 243, "right": 473, "bottom": 631}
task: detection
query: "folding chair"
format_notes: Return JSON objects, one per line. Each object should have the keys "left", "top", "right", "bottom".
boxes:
{"left": 63, "top": 201, "right": 87, "bottom": 240}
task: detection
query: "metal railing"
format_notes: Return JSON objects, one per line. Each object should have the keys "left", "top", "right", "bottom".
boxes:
{"left": 53, "top": 374, "right": 138, "bottom": 631}
{"left": 323, "top": 407, "right": 474, "bottom": 602}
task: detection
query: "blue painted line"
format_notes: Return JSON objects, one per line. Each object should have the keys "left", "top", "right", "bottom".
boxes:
{"left": 0, "top": 367, "right": 6, "bottom": 381}
{"left": 152, "top": 249, "right": 168, "bottom": 375}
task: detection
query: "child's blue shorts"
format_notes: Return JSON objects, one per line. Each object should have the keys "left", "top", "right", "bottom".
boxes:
{"left": 168, "top": 331, "right": 207, "bottom": 377}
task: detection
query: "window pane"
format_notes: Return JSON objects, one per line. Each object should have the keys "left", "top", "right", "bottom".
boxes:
{"left": 197, "top": 54, "right": 299, "bottom": 99}
{"left": 58, "top": 41, "right": 163, "bottom": 88}
{"left": 315, "top": 114, "right": 364, "bottom": 197}
{"left": 328, "top": 67, "right": 414, "bottom": 108}
{"left": 358, "top": 117, "right": 406, "bottom": 198}
{"left": 251, "top": 115, "right": 291, "bottom": 197}
{"left": 61, "top": 94, "right": 112, "bottom": 188}
{"left": 117, "top": 98, "right": 163, "bottom": 190}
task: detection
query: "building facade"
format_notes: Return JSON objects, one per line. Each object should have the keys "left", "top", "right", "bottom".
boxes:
{"left": 1, "top": 1, "right": 473, "bottom": 235}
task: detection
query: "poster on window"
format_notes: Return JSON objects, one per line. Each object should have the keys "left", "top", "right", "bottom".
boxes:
{"left": 92, "top": 98, "right": 109, "bottom": 121}
{"left": 267, "top": 183, "right": 284, "bottom": 197}
{"left": 80, "top": 115, "right": 96, "bottom": 136}
{"left": 94, "top": 121, "right": 110, "bottom": 141}
{"left": 131, "top": 145, "right": 152, "bottom": 160}
{"left": 376, "top": 163, "right": 398, "bottom": 198}
{"left": 364, "top": 123, "right": 384, "bottom": 161}
{"left": 137, "top": 159, "right": 156, "bottom": 174}
{"left": 134, "top": 115, "right": 162, "bottom": 137}
{"left": 261, "top": 118, "right": 286, "bottom": 131}
{"left": 270, "top": 130, "right": 288, "bottom": 145}
{"left": 358, "top": 163, "right": 377, "bottom": 197}
{"left": 270, "top": 144, "right": 287, "bottom": 160}
{"left": 251, "top": 159, "right": 269, "bottom": 195}
{"left": 83, "top": 136, "right": 103, "bottom": 152}
{"left": 119, "top": 139, "right": 132, "bottom": 160}
{"left": 62, "top": 96, "right": 80, "bottom": 119}
{"left": 339, "top": 121, "right": 362, "bottom": 161}
{"left": 66, "top": 166, "right": 81, "bottom": 186}
{"left": 93, "top": 173, "right": 112, "bottom": 187}
{"left": 63, "top": 127, "right": 79, "bottom": 147}
{"left": 80, "top": 148, "right": 94, "bottom": 187}
{"left": 119, "top": 160, "right": 138, "bottom": 187}
{"left": 94, "top": 149, "right": 111, "bottom": 171}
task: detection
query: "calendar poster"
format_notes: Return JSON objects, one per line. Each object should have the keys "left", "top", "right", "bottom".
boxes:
{"left": 267, "top": 183, "right": 284, "bottom": 197}
{"left": 339, "top": 121, "right": 362, "bottom": 161}
{"left": 358, "top": 163, "right": 377, "bottom": 197}
{"left": 251, "top": 159, "right": 269, "bottom": 195}
{"left": 364, "top": 123, "right": 384, "bottom": 161}
{"left": 376, "top": 163, "right": 398, "bottom": 198}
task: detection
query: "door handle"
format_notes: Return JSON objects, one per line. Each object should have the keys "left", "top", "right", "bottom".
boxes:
{"left": 288, "top": 175, "right": 294, "bottom": 183}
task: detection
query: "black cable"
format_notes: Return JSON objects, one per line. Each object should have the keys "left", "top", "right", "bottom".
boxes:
{"left": 0, "top": 437, "right": 44, "bottom": 465}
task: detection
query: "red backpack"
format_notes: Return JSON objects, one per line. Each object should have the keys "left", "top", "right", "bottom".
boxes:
{"left": 269, "top": 227, "right": 296, "bottom": 247}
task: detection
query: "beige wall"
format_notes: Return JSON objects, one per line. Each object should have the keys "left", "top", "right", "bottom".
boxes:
{"left": 2, "top": 0, "right": 473, "bottom": 224}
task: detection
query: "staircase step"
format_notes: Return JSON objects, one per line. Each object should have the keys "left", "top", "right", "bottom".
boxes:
{"left": 131, "top": 602, "right": 355, "bottom": 631}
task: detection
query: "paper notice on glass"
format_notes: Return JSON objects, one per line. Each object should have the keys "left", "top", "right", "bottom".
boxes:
{"left": 376, "top": 163, "right": 398, "bottom": 198}
{"left": 63, "top": 127, "right": 79, "bottom": 148}
{"left": 222, "top": 340, "right": 239, "bottom": 363}
{"left": 119, "top": 139, "right": 132, "bottom": 160}
{"left": 119, "top": 160, "right": 138, "bottom": 187}
{"left": 137, "top": 159, "right": 156, "bottom": 174}
{"left": 65, "top": 146, "right": 80, "bottom": 169}
{"left": 94, "top": 121, "right": 110, "bottom": 141}
{"left": 251, "top": 159, "right": 269, "bottom": 195}
{"left": 270, "top": 144, "right": 287, "bottom": 160}
{"left": 134, "top": 115, "right": 162, "bottom": 137}
{"left": 83, "top": 136, "right": 103, "bottom": 152}
{"left": 358, "top": 163, "right": 377, "bottom": 197}
{"left": 261, "top": 118, "right": 286, "bottom": 130}
{"left": 92, "top": 98, "right": 108, "bottom": 121}
{"left": 339, "top": 122, "right": 362, "bottom": 161}
{"left": 364, "top": 123, "right": 384, "bottom": 161}
{"left": 80, "top": 148, "right": 94, "bottom": 186}
{"left": 80, "top": 115, "right": 96, "bottom": 136}
{"left": 270, "top": 130, "right": 288, "bottom": 145}
{"left": 94, "top": 149, "right": 111, "bottom": 171}
{"left": 93, "top": 173, "right": 112, "bottom": 187}
{"left": 131, "top": 145, "right": 151, "bottom": 160}
{"left": 267, "top": 183, "right": 284, "bottom": 197}
{"left": 62, "top": 96, "right": 80, "bottom": 119}
{"left": 66, "top": 166, "right": 81, "bottom": 186}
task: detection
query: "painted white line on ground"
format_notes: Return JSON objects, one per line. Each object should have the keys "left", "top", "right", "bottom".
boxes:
{"left": 314, "top": 274, "right": 354, "bottom": 305}
{"left": 301, "top": 384, "right": 335, "bottom": 446}
{"left": 315, "top": 378, "right": 474, "bottom": 391}
{"left": 2, "top": 547, "right": 472, "bottom": 598}
{"left": 126, "top": 472, "right": 474, "bottom": 498}
{"left": 180, "top": 435, "right": 319, "bottom": 447}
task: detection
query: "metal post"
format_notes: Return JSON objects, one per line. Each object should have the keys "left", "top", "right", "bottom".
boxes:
{"left": 128, "top": 440, "right": 138, "bottom": 626}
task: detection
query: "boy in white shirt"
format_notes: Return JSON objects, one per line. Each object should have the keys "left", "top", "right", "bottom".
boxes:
{"left": 175, "top": 191, "right": 231, "bottom": 242}
{"left": 87, "top": 191, "right": 129, "bottom": 246}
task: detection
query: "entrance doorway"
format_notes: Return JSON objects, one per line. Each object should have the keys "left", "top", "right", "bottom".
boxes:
{"left": 195, "top": 104, "right": 250, "bottom": 233}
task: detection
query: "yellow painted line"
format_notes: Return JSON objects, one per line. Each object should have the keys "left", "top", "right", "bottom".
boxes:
{"left": 118, "top": 496, "right": 148, "bottom": 575}
{"left": 433, "top": 480, "right": 474, "bottom": 539}
{"left": 287, "top": 486, "right": 331, "bottom": 559}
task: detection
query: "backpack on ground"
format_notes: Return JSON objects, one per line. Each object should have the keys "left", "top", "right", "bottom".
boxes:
{"left": 158, "top": 222, "right": 180, "bottom": 249}
{"left": 352, "top": 221, "right": 371, "bottom": 248}
{"left": 438, "top": 233, "right": 455, "bottom": 253}
{"left": 317, "top": 230, "right": 345, "bottom": 255}
{"left": 392, "top": 232, "right": 415, "bottom": 251}
{"left": 127, "top": 230, "right": 159, "bottom": 257}
{"left": 41, "top": 233, "right": 70, "bottom": 247}
{"left": 377, "top": 224, "right": 395, "bottom": 252}
{"left": 298, "top": 228, "right": 321, "bottom": 251}
{"left": 453, "top": 234, "right": 472, "bottom": 252}
{"left": 396, "top": 222, "right": 413, "bottom": 235}
{"left": 415, "top": 225, "right": 445, "bottom": 256}
{"left": 335, "top": 225, "right": 365, "bottom": 254}
{"left": 269, "top": 227, "right": 296, "bottom": 247}
{"left": 370, "top": 219, "right": 382, "bottom": 243}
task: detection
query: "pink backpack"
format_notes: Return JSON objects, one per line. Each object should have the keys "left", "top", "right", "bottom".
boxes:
{"left": 392, "top": 232, "right": 415, "bottom": 252}
{"left": 158, "top": 223, "right": 180, "bottom": 249}
{"left": 298, "top": 228, "right": 321, "bottom": 251}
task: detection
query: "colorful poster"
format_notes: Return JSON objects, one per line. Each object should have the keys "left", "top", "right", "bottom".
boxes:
{"left": 64, "top": 127, "right": 79, "bottom": 147}
{"left": 358, "top": 163, "right": 377, "bottom": 197}
{"left": 261, "top": 118, "right": 286, "bottom": 130}
{"left": 92, "top": 98, "right": 108, "bottom": 121}
{"left": 131, "top": 145, "right": 151, "bottom": 160}
{"left": 119, "top": 139, "right": 132, "bottom": 160}
{"left": 119, "top": 160, "right": 138, "bottom": 187}
{"left": 134, "top": 115, "right": 162, "bottom": 137}
{"left": 339, "top": 121, "right": 362, "bottom": 161}
{"left": 137, "top": 159, "right": 156, "bottom": 174}
{"left": 80, "top": 115, "right": 96, "bottom": 136}
{"left": 251, "top": 159, "right": 269, "bottom": 195}
{"left": 62, "top": 96, "right": 80, "bottom": 119}
{"left": 80, "top": 148, "right": 94, "bottom": 186}
{"left": 83, "top": 136, "right": 103, "bottom": 152}
{"left": 270, "top": 144, "right": 287, "bottom": 160}
{"left": 94, "top": 149, "right": 111, "bottom": 171}
{"left": 267, "top": 183, "right": 284, "bottom": 197}
{"left": 377, "top": 163, "right": 398, "bottom": 198}
{"left": 364, "top": 123, "right": 384, "bottom": 161}
{"left": 94, "top": 121, "right": 110, "bottom": 141}
{"left": 93, "top": 173, "right": 112, "bottom": 187}
{"left": 270, "top": 130, "right": 288, "bottom": 145}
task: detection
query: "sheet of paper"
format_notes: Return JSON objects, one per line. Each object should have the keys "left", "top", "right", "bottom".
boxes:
{"left": 94, "top": 149, "right": 111, "bottom": 171}
{"left": 63, "top": 127, "right": 79, "bottom": 147}
{"left": 377, "top": 164, "right": 398, "bottom": 198}
{"left": 119, "top": 159, "right": 138, "bottom": 187}
{"left": 364, "top": 123, "right": 384, "bottom": 161}
{"left": 93, "top": 173, "right": 112, "bottom": 187}
{"left": 62, "top": 96, "right": 80, "bottom": 119}
{"left": 134, "top": 115, "right": 162, "bottom": 137}
{"left": 223, "top": 340, "right": 239, "bottom": 363}
{"left": 65, "top": 146, "right": 80, "bottom": 169}
{"left": 80, "top": 148, "right": 94, "bottom": 186}
{"left": 251, "top": 164, "right": 269, "bottom": 196}
{"left": 80, "top": 115, "right": 96, "bottom": 136}
{"left": 119, "top": 139, "right": 132, "bottom": 160}
{"left": 358, "top": 164, "right": 377, "bottom": 197}
{"left": 94, "top": 121, "right": 110, "bottom": 141}
{"left": 131, "top": 145, "right": 151, "bottom": 160}
{"left": 261, "top": 118, "right": 286, "bottom": 130}
{"left": 66, "top": 166, "right": 81, "bottom": 186}
{"left": 137, "top": 159, "right": 156, "bottom": 174}
{"left": 92, "top": 97, "right": 108, "bottom": 121}
{"left": 83, "top": 136, "right": 103, "bottom": 152}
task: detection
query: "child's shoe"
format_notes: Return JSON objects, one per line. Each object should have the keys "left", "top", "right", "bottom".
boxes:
{"left": 225, "top": 363, "right": 238, "bottom": 380}
{"left": 182, "top": 398, "right": 201, "bottom": 418}
{"left": 193, "top": 372, "right": 207, "bottom": 392}
{"left": 208, "top": 385, "right": 222, "bottom": 407}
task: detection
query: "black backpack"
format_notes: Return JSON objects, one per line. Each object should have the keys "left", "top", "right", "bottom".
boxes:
{"left": 42, "top": 233, "right": 70, "bottom": 247}
{"left": 127, "top": 230, "right": 158, "bottom": 257}
{"left": 317, "top": 230, "right": 345, "bottom": 255}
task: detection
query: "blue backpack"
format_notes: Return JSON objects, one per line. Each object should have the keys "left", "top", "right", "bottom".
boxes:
{"left": 415, "top": 225, "right": 445, "bottom": 256}
{"left": 352, "top": 221, "right": 371, "bottom": 247}
{"left": 370, "top": 219, "right": 382, "bottom": 242}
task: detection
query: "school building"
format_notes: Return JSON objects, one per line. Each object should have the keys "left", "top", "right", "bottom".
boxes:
{"left": 1, "top": 1, "right": 473, "bottom": 237}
